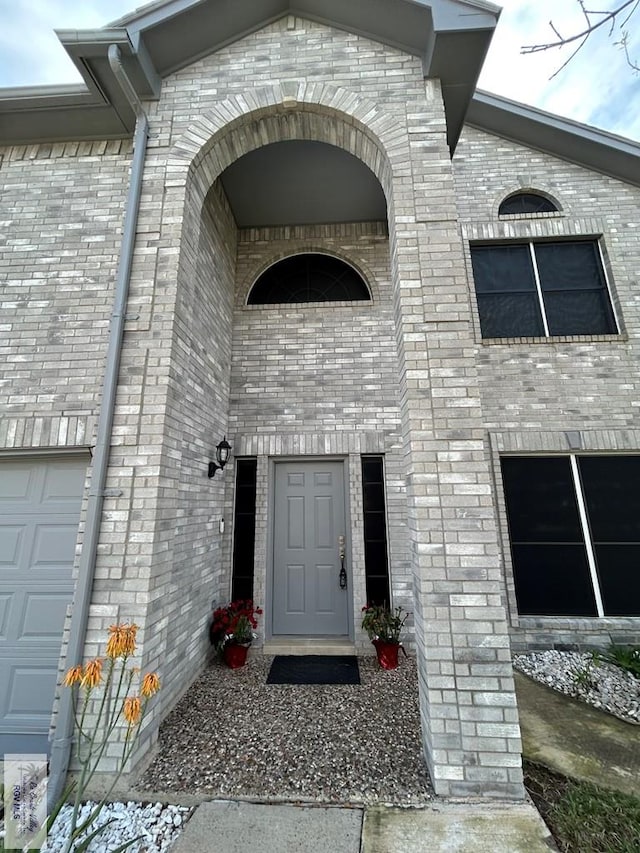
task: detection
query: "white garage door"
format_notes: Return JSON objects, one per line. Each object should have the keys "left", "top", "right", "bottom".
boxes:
{"left": 0, "top": 455, "right": 86, "bottom": 754}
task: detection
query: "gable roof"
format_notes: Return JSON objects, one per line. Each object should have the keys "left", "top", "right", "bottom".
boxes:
{"left": 0, "top": 0, "right": 499, "bottom": 150}
{"left": 0, "top": 0, "right": 638, "bottom": 189}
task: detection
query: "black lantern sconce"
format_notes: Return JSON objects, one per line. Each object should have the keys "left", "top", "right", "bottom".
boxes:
{"left": 208, "top": 436, "right": 231, "bottom": 478}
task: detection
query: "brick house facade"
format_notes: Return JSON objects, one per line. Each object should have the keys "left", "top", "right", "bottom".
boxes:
{"left": 0, "top": 0, "right": 638, "bottom": 800}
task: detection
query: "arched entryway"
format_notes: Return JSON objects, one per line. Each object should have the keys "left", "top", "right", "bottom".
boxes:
{"left": 154, "top": 81, "right": 525, "bottom": 799}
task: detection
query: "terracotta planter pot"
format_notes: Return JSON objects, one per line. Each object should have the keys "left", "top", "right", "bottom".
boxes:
{"left": 223, "top": 643, "right": 250, "bottom": 669}
{"left": 372, "top": 639, "right": 400, "bottom": 670}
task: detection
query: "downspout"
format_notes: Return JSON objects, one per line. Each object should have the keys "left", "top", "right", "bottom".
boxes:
{"left": 48, "top": 45, "right": 149, "bottom": 805}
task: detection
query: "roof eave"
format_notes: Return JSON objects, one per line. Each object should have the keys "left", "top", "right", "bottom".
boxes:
{"left": 467, "top": 90, "right": 640, "bottom": 189}
{"left": 0, "top": 0, "right": 498, "bottom": 147}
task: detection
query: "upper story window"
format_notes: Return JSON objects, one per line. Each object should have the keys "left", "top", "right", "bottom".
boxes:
{"left": 501, "top": 455, "right": 640, "bottom": 617}
{"left": 470, "top": 239, "right": 618, "bottom": 339}
{"left": 498, "top": 192, "right": 559, "bottom": 216}
{"left": 248, "top": 254, "right": 371, "bottom": 305}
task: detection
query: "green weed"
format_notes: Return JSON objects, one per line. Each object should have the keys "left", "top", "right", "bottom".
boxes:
{"left": 594, "top": 644, "right": 640, "bottom": 679}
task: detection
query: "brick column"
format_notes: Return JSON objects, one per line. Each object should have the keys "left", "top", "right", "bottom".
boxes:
{"left": 388, "top": 92, "right": 524, "bottom": 799}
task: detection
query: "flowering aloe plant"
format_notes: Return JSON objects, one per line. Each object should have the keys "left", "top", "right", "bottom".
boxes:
{"left": 42, "top": 623, "right": 162, "bottom": 853}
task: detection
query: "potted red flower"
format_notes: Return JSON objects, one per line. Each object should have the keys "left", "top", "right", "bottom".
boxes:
{"left": 361, "top": 603, "right": 409, "bottom": 670}
{"left": 209, "top": 599, "right": 263, "bottom": 668}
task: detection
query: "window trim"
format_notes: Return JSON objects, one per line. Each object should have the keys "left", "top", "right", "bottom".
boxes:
{"left": 470, "top": 237, "right": 620, "bottom": 340}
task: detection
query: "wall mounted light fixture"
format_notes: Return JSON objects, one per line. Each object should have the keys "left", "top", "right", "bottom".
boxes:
{"left": 208, "top": 436, "right": 231, "bottom": 478}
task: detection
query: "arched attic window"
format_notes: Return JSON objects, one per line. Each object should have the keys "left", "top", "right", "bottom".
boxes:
{"left": 498, "top": 192, "right": 559, "bottom": 216}
{"left": 247, "top": 254, "right": 371, "bottom": 305}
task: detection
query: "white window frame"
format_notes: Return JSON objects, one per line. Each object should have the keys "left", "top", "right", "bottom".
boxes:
{"left": 569, "top": 455, "right": 605, "bottom": 617}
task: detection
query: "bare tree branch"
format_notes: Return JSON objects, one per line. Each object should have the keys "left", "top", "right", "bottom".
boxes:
{"left": 617, "top": 29, "right": 640, "bottom": 69}
{"left": 521, "top": 0, "right": 639, "bottom": 75}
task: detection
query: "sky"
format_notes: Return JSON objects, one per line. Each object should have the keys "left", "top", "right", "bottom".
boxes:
{"left": 0, "top": 0, "right": 638, "bottom": 142}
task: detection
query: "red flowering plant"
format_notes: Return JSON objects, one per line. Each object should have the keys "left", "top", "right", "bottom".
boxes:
{"left": 209, "top": 599, "right": 263, "bottom": 653}
{"left": 361, "top": 602, "right": 409, "bottom": 644}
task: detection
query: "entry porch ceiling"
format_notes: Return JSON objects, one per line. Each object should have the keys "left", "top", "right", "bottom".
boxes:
{"left": 219, "top": 141, "right": 388, "bottom": 228}
{"left": 0, "top": 0, "right": 500, "bottom": 150}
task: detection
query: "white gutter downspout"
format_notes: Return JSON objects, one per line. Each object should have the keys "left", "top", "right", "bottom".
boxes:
{"left": 48, "top": 44, "right": 149, "bottom": 805}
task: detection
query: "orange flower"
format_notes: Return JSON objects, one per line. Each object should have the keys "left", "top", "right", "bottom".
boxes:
{"left": 80, "top": 659, "right": 103, "bottom": 690}
{"left": 106, "top": 624, "right": 138, "bottom": 659}
{"left": 63, "top": 665, "right": 83, "bottom": 687}
{"left": 141, "top": 672, "right": 161, "bottom": 698}
{"left": 123, "top": 696, "right": 142, "bottom": 726}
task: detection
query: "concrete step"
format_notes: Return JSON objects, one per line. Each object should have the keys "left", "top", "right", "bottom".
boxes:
{"left": 263, "top": 637, "right": 357, "bottom": 656}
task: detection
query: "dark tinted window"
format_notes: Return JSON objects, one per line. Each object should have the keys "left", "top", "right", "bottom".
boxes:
{"left": 536, "top": 242, "right": 616, "bottom": 335}
{"left": 231, "top": 459, "right": 257, "bottom": 600}
{"left": 501, "top": 457, "right": 596, "bottom": 616}
{"left": 248, "top": 254, "right": 371, "bottom": 304}
{"left": 579, "top": 456, "right": 640, "bottom": 616}
{"left": 499, "top": 193, "right": 558, "bottom": 216}
{"left": 361, "top": 456, "right": 390, "bottom": 606}
{"left": 579, "top": 456, "right": 640, "bottom": 542}
{"left": 471, "top": 244, "right": 543, "bottom": 338}
{"left": 471, "top": 240, "right": 617, "bottom": 339}
{"left": 501, "top": 455, "right": 640, "bottom": 617}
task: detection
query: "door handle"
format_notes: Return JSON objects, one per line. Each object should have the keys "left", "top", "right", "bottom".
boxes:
{"left": 338, "top": 535, "right": 347, "bottom": 590}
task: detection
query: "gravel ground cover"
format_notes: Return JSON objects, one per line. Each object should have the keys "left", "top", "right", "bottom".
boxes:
{"left": 4, "top": 650, "right": 637, "bottom": 852}
{"left": 135, "top": 653, "right": 432, "bottom": 805}
{"left": 514, "top": 650, "right": 640, "bottom": 724}
{"left": 40, "top": 802, "right": 191, "bottom": 852}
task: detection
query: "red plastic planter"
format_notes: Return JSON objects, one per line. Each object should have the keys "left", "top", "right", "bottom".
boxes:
{"left": 223, "top": 643, "right": 250, "bottom": 669}
{"left": 372, "top": 639, "right": 400, "bottom": 670}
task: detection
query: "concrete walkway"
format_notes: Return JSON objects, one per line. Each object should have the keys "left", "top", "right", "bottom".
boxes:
{"left": 515, "top": 670, "right": 640, "bottom": 798}
{"left": 170, "top": 799, "right": 556, "bottom": 853}
{"left": 162, "top": 671, "right": 639, "bottom": 852}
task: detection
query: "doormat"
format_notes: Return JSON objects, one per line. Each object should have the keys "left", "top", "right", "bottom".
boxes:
{"left": 266, "top": 655, "right": 360, "bottom": 685}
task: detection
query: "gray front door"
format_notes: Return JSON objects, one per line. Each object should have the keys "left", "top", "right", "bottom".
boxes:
{"left": 273, "top": 461, "right": 349, "bottom": 636}
{"left": 0, "top": 456, "right": 86, "bottom": 754}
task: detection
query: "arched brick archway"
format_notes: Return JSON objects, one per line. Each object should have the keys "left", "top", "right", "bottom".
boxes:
{"left": 166, "top": 83, "right": 403, "bottom": 348}
{"left": 170, "top": 81, "right": 402, "bottom": 196}
{"left": 154, "top": 80, "right": 525, "bottom": 801}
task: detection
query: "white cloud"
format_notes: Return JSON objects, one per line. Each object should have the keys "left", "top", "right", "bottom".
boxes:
{"left": 0, "top": 0, "right": 134, "bottom": 86}
{"left": 479, "top": 0, "right": 640, "bottom": 141}
{"left": 0, "top": 0, "right": 638, "bottom": 141}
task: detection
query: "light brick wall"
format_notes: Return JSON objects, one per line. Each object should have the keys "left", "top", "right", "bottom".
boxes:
{"left": 0, "top": 18, "right": 546, "bottom": 798}
{"left": 0, "top": 140, "right": 132, "bottom": 450}
{"left": 227, "top": 222, "right": 409, "bottom": 639}
{"left": 139, "top": 38, "right": 524, "bottom": 790}
{"left": 134, "top": 179, "right": 237, "bottom": 729}
{"left": 453, "top": 126, "right": 640, "bottom": 650}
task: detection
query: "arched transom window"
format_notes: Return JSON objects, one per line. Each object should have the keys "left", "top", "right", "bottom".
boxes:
{"left": 248, "top": 254, "right": 371, "bottom": 304}
{"left": 498, "top": 192, "right": 559, "bottom": 216}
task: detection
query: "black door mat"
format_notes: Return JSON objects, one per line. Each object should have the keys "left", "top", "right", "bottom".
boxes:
{"left": 266, "top": 655, "right": 361, "bottom": 685}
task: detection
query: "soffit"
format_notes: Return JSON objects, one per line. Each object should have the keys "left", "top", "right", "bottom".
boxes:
{"left": 219, "top": 140, "right": 388, "bottom": 227}
{"left": 0, "top": 0, "right": 499, "bottom": 150}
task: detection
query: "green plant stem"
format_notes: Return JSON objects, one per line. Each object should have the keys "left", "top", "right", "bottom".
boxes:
{"left": 63, "top": 660, "right": 134, "bottom": 853}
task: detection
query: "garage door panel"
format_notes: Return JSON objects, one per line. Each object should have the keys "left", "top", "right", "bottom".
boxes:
{"left": 41, "top": 463, "right": 88, "bottom": 506}
{"left": 0, "top": 594, "right": 11, "bottom": 637}
{"left": 30, "top": 524, "right": 79, "bottom": 569}
{"left": 0, "top": 456, "right": 85, "bottom": 755}
{"left": 0, "top": 658, "right": 59, "bottom": 722}
{"left": 19, "top": 593, "right": 71, "bottom": 640}
{"left": 0, "top": 525, "right": 23, "bottom": 567}
{"left": 0, "top": 466, "right": 35, "bottom": 504}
